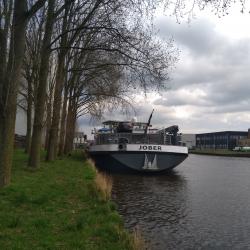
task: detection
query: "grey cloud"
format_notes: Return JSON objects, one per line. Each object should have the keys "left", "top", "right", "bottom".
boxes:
{"left": 156, "top": 17, "right": 223, "bottom": 56}
{"left": 153, "top": 90, "right": 211, "bottom": 107}
{"left": 79, "top": 15, "right": 250, "bottom": 136}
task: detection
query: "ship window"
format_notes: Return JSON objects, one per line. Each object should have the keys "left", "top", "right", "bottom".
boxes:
{"left": 118, "top": 137, "right": 129, "bottom": 144}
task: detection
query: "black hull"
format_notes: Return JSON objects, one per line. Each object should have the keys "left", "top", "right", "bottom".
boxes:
{"left": 89, "top": 151, "right": 188, "bottom": 173}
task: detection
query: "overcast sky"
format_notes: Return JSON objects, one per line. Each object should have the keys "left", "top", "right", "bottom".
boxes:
{"left": 79, "top": 2, "right": 250, "bottom": 138}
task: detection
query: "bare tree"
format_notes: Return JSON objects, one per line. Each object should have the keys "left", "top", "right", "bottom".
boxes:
{"left": 0, "top": 0, "right": 46, "bottom": 187}
{"left": 28, "top": 0, "right": 56, "bottom": 168}
{"left": 21, "top": 9, "right": 45, "bottom": 153}
{"left": 46, "top": 0, "right": 106, "bottom": 161}
{"left": 45, "top": 0, "right": 176, "bottom": 160}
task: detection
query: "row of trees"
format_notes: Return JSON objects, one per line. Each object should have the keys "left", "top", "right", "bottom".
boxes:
{"left": 0, "top": 0, "right": 243, "bottom": 188}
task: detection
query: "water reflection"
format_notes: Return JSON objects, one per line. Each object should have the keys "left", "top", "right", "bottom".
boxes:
{"left": 111, "top": 155, "right": 250, "bottom": 250}
{"left": 112, "top": 171, "right": 188, "bottom": 249}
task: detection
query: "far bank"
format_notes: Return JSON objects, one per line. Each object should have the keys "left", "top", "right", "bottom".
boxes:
{"left": 190, "top": 149, "right": 250, "bottom": 158}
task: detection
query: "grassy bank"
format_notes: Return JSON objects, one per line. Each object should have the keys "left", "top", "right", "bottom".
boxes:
{"left": 0, "top": 150, "right": 137, "bottom": 250}
{"left": 190, "top": 149, "right": 250, "bottom": 157}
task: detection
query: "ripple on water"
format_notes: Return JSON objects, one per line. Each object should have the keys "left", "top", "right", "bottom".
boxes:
{"left": 111, "top": 155, "right": 250, "bottom": 250}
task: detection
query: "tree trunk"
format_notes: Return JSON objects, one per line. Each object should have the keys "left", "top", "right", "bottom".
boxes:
{"left": 45, "top": 99, "right": 52, "bottom": 151}
{"left": 25, "top": 80, "right": 33, "bottom": 154}
{"left": 46, "top": 58, "right": 65, "bottom": 161}
{"left": 0, "top": 1, "right": 12, "bottom": 98}
{"left": 0, "top": 101, "right": 18, "bottom": 187}
{"left": 28, "top": 0, "right": 55, "bottom": 168}
{"left": 0, "top": 0, "right": 28, "bottom": 187}
{"left": 46, "top": 4, "right": 69, "bottom": 161}
{"left": 64, "top": 99, "right": 77, "bottom": 154}
{"left": 58, "top": 85, "right": 69, "bottom": 156}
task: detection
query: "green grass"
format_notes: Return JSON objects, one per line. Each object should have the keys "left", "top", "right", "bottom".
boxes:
{"left": 0, "top": 150, "right": 133, "bottom": 250}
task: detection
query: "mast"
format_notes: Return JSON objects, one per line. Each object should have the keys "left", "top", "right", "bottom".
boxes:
{"left": 144, "top": 109, "right": 154, "bottom": 137}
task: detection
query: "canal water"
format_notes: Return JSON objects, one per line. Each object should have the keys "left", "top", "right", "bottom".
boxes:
{"left": 112, "top": 154, "right": 250, "bottom": 249}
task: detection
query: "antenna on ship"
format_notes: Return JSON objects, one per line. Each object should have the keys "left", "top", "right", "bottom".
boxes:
{"left": 144, "top": 109, "right": 154, "bottom": 137}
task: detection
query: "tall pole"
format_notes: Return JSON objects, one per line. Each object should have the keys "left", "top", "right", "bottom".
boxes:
{"left": 144, "top": 109, "right": 154, "bottom": 142}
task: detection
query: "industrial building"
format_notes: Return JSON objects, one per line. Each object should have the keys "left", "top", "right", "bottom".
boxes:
{"left": 196, "top": 131, "right": 248, "bottom": 150}
{"left": 181, "top": 134, "right": 196, "bottom": 149}
{"left": 238, "top": 129, "right": 250, "bottom": 147}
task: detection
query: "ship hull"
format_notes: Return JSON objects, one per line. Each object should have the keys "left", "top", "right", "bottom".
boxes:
{"left": 89, "top": 144, "right": 188, "bottom": 172}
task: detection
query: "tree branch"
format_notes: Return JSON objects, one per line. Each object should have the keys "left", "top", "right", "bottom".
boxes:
{"left": 26, "top": 0, "right": 47, "bottom": 20}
